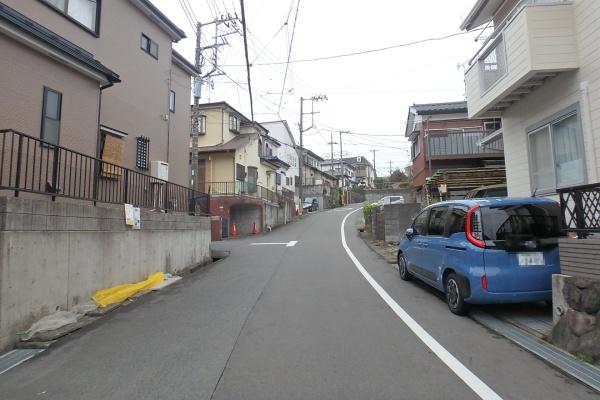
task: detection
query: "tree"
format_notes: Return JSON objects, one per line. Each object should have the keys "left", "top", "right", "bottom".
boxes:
{"left": 390, "top": 169, "right": 408, "bottom": 183}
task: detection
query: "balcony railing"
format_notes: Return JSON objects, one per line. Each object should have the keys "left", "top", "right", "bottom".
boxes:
{"left": 465, "top": 0, "right": 577, "bottom": 118}
{"left": 558, "top": 183, "right": 600, "bottom": 236}
{"left": 0, "top": 129, "right": 210, "bottom": 214}
{"left": 427, "top": 130, "right": 504, "bottom": 159}
{"left": 202, "top": 181, "right": 294, "bottom": 204}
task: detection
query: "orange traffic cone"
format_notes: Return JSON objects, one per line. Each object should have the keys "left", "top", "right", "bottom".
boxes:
{"left": 252, "top": 222, "right": 258, "bottom": 235}
{"left": 231, "top": 223, "right": 238, "bottom": 238}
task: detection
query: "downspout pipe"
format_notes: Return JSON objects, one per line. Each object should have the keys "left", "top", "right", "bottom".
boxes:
{"left": 93, "top": 82, "right": 114, "bottom": 205}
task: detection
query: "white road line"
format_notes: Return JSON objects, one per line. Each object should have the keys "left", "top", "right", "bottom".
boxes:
{"left": 341, "top": 208, "right": 503, "bottom": 400}
{"left": 286, "top": 241, "right": 298, "bottom": 247}
{"left": 251, "top": 241, "right": 298, "bottom": 247}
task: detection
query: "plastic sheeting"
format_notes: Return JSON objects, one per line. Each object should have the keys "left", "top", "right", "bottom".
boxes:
{"left": 92, "top": 272, "right": 165, "bottom": 308}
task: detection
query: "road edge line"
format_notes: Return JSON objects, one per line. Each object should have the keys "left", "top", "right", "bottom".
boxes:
{"left": 340, "top": 208, "right": 503, "bottom": 400}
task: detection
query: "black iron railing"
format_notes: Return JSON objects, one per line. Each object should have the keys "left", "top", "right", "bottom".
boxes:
{"left": 0, "top": 129, "right": 209, "bottom": 214}
{"left": 557, "top": 183, "right": 600, "bottom": 236}
{"left": 202, "top": 181, "right": 294, "bottom": 205}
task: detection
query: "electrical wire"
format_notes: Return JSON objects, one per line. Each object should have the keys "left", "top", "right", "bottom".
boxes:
{"left": 278, "top": 0, "right": 301, "bottom": 115}
{"left": 222, "top": 27, "right": 486, "bottom": 67}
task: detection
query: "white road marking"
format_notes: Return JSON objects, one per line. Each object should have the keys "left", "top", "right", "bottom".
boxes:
{"left": 340, "top": 208, "right": 503, "bottom": 400}
{"left": 251, "top": 241, "right": 298, "bottom": 247}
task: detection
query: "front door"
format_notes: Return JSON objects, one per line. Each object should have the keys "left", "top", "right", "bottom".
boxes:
{"left": 247, "top": 167, "right": 258, "bottom": 193}
{"left": 421, "top": 206, "right": 450, "bottom": 287}
{"left": 404, "top": 209, "right": 429, "bottom": 276}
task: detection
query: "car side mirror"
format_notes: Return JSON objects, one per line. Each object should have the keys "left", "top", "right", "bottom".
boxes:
{"left": 405, "top": 228, "right": 415, "bottom": 238}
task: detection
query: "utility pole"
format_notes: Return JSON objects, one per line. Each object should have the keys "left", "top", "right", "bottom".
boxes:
{"left": 190, "top": 15, "right": 240, "bottom": 192}
{"left": 298, "top": 95, "right": 327, "bottom": 206}
{"left": 389, "top": 160, "right": 393, "bottom": 176}
{"left": 371, "top": 149, "right": 378, "bottom": 178}
{"left": 328, "top": 130, "right": 337, "bottom": 176}
{"left": 339, "top": 130, "right": 345, "bottom": 205}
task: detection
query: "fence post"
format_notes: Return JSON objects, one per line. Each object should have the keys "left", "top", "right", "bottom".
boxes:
{"left": 123, "top": 169, "right": 129, "bottom": 204}
{"left": 164, "top": 181, "right": 169, "bottom": 212}
{"left": 573, "top": 189, "right": 587, "bottom": 237}
{"left": 13, "top": 134, "right": 23, "bottom": 197}
{"left": 51, "top": 145, "right": 60, "bottom": 201}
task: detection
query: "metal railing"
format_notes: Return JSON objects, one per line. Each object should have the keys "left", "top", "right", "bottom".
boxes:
{"left": 0, "top": 129, "right": 209, "bottom": 214}
{"left": 202, "top": 181, "right": 294, "bottom": 205}
{"left": 427, "top": 130, "right": 504, "bottom": 159}
{"left": 558, "top": 183, "right": 600, "bottom": 236}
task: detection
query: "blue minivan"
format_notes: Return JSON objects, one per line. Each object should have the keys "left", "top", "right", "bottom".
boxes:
{"left": 398, "top": 198, "right": 562, "bottom": 315}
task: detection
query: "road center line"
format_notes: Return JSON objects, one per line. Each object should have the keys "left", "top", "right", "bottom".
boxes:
{"left": 340, "top": 208, "right": 503, "bottom": 400}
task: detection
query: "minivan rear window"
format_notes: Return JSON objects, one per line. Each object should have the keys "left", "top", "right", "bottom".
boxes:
{"left": 481, "top": 204, "right": 561, "bottom": 247}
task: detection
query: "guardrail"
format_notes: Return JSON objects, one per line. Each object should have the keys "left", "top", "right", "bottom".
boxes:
{"left": 557, "top": 183, "right": 600, "bottom": 236}
{"left": 0, "top": 129, "right": 209, "bottom": 214}
{"left": 202, "top": 181, "right": 294, "bottom": 204}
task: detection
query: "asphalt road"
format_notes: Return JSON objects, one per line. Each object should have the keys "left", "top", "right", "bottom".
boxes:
{"left": 0, "top": 207, "right": 597, "bottom": 399}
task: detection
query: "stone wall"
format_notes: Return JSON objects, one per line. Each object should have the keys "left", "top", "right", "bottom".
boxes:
{"left": 382, "top": 203, "right": 422, "bottom": 243}
{"left": 0, "top": 197, "right": 211, "bottom": 351}
{"left": 551, "top": 275, "right": 600, "bottom": 360}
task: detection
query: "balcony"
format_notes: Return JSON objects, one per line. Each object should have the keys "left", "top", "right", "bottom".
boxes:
{"left": 426, "top": 130, "right": 504, "bottom": 160}
{"left": 465, "top": 1, "right": 578, "bottom": 118}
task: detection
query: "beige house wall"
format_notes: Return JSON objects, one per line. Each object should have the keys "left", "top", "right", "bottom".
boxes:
{"left": 499, "top": 0, "right": 600, "bottom": 197}
{"left": 4, "top": 0, "right": 193, "bottom": 187}
{"left": 169, "top": 62, "right": 192, "bottom": 185}
{"left": 0, "top": 35, "right": 99, "bottom": 156}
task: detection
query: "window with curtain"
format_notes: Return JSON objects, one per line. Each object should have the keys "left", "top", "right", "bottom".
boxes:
{"left": 43, "top": 0, "right": 100, "bottom": 33}
{"left": 528, "top": 110, "right": 585, "bottom": 193}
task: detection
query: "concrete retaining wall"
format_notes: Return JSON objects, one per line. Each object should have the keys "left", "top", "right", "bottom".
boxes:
{"left": 382, "top": 203, "right": 422, "bottom": 243}
{"left": 0, "top": 197, "right": 211, "bottom": 351}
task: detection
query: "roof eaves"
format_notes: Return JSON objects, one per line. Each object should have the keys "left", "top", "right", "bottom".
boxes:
{"left": 0, "top": 3, "right": 120, "bottom": 84}
{"left": 131, "top": 0, "right": 186, "bottom": 41}
{"left": 172, "top": 50, "right": 199, "bottom": 76}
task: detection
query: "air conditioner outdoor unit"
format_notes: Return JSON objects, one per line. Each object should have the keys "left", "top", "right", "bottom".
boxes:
{"left": 151, "top": 160, "right": 169, "bottom": 181}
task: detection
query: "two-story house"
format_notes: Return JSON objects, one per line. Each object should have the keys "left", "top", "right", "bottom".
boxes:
{"left": 192, "top": 102, "right": 293, "bottom": 237}
{"left": 261, "top": 120, "right": 299, "bottom": 205}
{"left": 405, "top": 101, "right": 506, "bottom": 200}
{"left": 460, "top": 0, "right": 600, "bottom": 297}
{"left": 321, "top": 159, "right": 357, "bottom": 188}
{"left": 0, "top": 1, "right": 197, "bottom": 188}
{"left": 301, "top": 149, "right": 338, "bottom": 209}
{"left": 342, "top": 156, "right": 376, "bottom": 188}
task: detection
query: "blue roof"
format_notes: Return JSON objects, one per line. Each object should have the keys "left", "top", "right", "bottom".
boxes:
{"left": 425, "top": 197, "right": 558, "bottom": 209}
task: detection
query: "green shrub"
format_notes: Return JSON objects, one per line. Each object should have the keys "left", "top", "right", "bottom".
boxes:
{"left": 363, "top": 203, "right": 380, "bottom": 233}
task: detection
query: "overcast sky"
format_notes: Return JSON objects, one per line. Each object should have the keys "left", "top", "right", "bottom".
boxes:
{"left": 154, "top": 0, "right": 481, "bottom": 176}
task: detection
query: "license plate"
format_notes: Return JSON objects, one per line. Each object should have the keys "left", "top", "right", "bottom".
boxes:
{"left": 518, "top": 252, "right": 545, "bottom": 266}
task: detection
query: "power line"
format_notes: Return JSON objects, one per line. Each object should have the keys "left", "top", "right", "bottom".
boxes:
{"left": 222, "top": 27, "right": 485, "bottom": 67}
{"left": 278, "top": 0, "right": 301, "bottom": 115}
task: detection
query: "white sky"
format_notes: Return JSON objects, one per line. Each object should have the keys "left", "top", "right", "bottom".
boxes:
{"left": 154, "top": 0, "right": 481, "bottom": 176}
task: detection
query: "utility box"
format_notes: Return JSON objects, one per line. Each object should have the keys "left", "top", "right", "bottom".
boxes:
{"left": 151, "top": 161, "right": 169, "bottom": 181}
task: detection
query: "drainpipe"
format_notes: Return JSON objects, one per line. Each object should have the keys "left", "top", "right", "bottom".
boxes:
{"left": 166, "top": 67, "right": 173, "bottom": 163}
{"left": 580, "top": 81, "right": 598, "bottom": 183}
{"left": 94, "top": 82, "right": 114, "bottom": 205}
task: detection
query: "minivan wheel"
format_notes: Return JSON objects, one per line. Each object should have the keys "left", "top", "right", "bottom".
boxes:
{"left": 398, "top": 253, "right": 412, "bottom": 281}
{"left": 445, "top": 274, "right": 469, "bottom": 316}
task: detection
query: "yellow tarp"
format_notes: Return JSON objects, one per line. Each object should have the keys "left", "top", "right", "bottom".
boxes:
{"left": 92, "top": 272, "right": 165, "bottom": 308}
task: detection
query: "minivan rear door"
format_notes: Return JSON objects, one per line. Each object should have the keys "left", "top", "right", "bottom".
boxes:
{"left": 481, "top": 203, "right": 561, "bottom": 293}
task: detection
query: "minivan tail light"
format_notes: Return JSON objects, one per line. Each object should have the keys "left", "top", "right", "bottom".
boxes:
{"left": 481, "top": 275, "right": 488, "bottom": 290}
{"left": 466, "top": 205, "right": 485, "bottom": 248}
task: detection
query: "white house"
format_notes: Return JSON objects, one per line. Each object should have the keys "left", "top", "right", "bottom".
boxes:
{"left": 461, "top": 0, "right": 600, "bottom": 197}
{"left": 261, "top": 121, "right": 299, "bottom": 202}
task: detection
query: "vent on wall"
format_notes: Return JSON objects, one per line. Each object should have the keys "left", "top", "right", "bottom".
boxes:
{"left": 136, "top": 136, "right": 150, "bottom": 170}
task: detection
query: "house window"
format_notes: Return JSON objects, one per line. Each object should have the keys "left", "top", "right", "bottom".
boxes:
{"left": 169, "top": 90, "right": 176, "bottom": 113}
{"left": 276, "top": 173, "right": 281, "bottom": 186}
{"left": 235, "top": 163, "right": 245, "bottom": 181}
{"left": 411, "top": 138, "right": 420, "bottom": 160}
{"left": 141, "top": 33, "right": 158, "bottom": 59}
{"left": 136, "top": 136, "right": 150, "bottom": 170}
{"left": 528, "top": 109, "right": 585, "bottom": 193}
{"left": 199, "top": 115, "right": 206, "bottom": 134}
{"left": 479, "top": 37, "right": 507, "bottom": 92}
{"left": 42, "top": 0, "right": 100, "bottom": 34}
{"left": 484, "top": 119, "right": 502, "bottom": 132}
{"left": 229, "top": 114, "right": 240, "bottom": 133}
{"left": 41, "top": 87, "right": 62, "bottom": 145}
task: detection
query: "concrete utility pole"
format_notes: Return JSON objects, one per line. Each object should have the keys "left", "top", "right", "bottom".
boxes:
{"left": 328, "top": 131, "right": 337, "bottom": 176}
{"left": 190, "top": 15, "right": 241, "bottom": 192}
{"left": 371, "top": 149, "right": 378, "bottom": 179}
{"left": 389, "top": 160, "right": 393, "bottom": 176}
{"left": 298, "top": 95, "right": 327, "bottom": 205}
